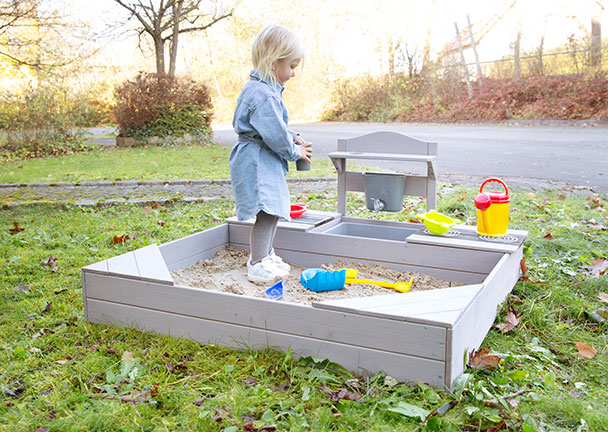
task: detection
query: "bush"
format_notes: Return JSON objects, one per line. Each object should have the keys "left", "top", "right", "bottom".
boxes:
{"left": 0, "top": 85, "right": 93, "bottom": 162}
{"left": 114, "top": 73, "right": 213, "bottom": 141}
{"left": 323, "top": 71, "right": 608, "bottom": 122}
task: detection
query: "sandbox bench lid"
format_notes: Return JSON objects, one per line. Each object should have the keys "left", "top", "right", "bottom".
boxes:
{"left": 226, "top": 210, "right": 340, "bottom": 232}
{"left": 313, "top": 283, "right": 484, "bottom": 328}
{"left": 82, "top": 244, "right": 173, "bottom": 285}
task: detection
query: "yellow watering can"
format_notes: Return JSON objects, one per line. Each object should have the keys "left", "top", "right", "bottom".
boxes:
{"left": 474, "top": 178, "right": 510, "bottom": 237}
{"left": 341, "top": 268, "right": 413, "bottom": 293}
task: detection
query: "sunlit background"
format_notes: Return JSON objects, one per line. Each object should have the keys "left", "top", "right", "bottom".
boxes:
{"left": 5, "top": 0, "right": 607, "bottom": 121}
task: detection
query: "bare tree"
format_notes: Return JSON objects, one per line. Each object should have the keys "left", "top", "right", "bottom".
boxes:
{"left": 113, "top": 0, "right": 234, "bottom": 77}
{"left": 0, "top": 0, "right": 90, "bottom": 69}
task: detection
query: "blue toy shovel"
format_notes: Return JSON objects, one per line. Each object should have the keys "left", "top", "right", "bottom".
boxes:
{"left": 300, "top": 268, "right": 346, "bottom": 292}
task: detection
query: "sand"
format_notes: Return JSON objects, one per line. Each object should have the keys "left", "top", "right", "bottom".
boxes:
{"left": 171, "top": 246, "right": 458, "bottom": 305}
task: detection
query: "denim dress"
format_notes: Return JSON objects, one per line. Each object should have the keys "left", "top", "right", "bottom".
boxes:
{"left": 229, "top": 70, "right": 301, "bottom": 221}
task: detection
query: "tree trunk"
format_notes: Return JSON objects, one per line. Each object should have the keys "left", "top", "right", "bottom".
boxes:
{"left": 387, "top": 37, "right": 400, "bottom": 76}
{"left": 513, "top": 31, "right": 521, "bottom": 80}
{"left": 591, "top": 18, "right": 601, "bottom": 68}
{"left": 155, "top": 37, "right": 165, "bottom": 75}
{"left": 168, "top": 0, "right": 184, "bottom": 77}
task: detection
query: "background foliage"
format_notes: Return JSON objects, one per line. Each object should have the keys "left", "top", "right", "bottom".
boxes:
{"left": 113, "top": 72, "right": 214, "bottom": 140}
{"left": 323, "top": 71, "right": 608, "bottom": 122}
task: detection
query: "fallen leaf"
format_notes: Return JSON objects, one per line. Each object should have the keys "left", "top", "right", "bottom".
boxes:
{"left": 574, "top": 342, "right": 596, "bottom": 359}
{"left": 55, "top": 359, "right": 69, "bottom": 365}
{"left": 112, "top": 234, "right": 130, "bottom": 244}
{"left": 88, "top": 344, "right": 100, "bottom": 351}
{"left": 319, "top": 385, "right": 361, "bottom": 401}
{"left": 41, "top": 302, "right": 52, "bottom": 314}
{"left": 569, "top": 389, "right": 581, "bottom": 397}
{"left": 557, "top": 194, "right": 566, "bottom": 200}
{"left": 519, "top": 258, "right": 546, "bottom": 284}
{"left": 9, "top": 222, "right": 25, "bottom": 234}
{"left": 598, "top": 293, "right": 608, "bottom": 303}
{"left": 43, "top": 256, "right": 59, "bottom": 272}
{"left": 29, "top": 347, "right": 41, "bottom": 353}
{"left": 496, "top": 310, "right": 520, "bottom": 334}
{"left": 468, "top": 347, "right": 501, "bottom": 370}
{"left": 586, "top": 196, "right": 603, "bottom": 209}
{"left": 387, "top": 401, "right": 431, "bottom": 420}
{"left": 13, "top": 284, "right": 30, "bottom": 293}
{"left": 543, "top": 231, "right": 554, "bottom": 240}
{"left": 581, "top": 259, "right": 608, "bottom": 276}
{"left": 54, "top": 289, "right": 68, "bottom": 295}
{"left": 157, "top": 220, "right": 165, "bottom": 226}
{"left": 241, "top": 377, "right": 257, "bottom": 387}
{"left": 520, "top": 258, "right": 529, "bottom": 276}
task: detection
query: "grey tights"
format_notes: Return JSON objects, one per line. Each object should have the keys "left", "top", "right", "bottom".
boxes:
{"left": 249, "top": 211, "right": 279, "bottom": 264}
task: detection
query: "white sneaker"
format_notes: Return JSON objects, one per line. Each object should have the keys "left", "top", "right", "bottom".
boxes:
{"left": 268, "top": 251, "right": 291, "bottom": 273}
{"left": 247, "top": 256, "right": 286, "bottom": 283}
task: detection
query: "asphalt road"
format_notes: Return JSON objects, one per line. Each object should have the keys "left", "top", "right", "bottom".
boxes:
{"left": 213, "top": 122, "right": 608, "bottom": 193}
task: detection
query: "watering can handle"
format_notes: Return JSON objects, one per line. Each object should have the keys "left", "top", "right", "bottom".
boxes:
{"left": 480, "top": 178, "right": 509, "bottom": 196}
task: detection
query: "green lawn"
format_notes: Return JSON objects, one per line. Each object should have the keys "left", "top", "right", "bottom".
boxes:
{"left": 0, "top": 143, "right": 338, "bottom": 184}
{"left": 1, "top": 181, "right": 608, "bottom": 431}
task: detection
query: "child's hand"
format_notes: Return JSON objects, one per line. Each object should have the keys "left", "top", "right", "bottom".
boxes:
{"left": 298, "top": 141, "right": 313, "bottom": 162}
{"left": 294, "top": 134, "right": 305, "bottom": 145}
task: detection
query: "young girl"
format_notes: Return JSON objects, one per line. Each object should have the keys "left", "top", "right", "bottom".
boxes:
{"left": 230, "top": 24, "right": 312, "bottom": 284}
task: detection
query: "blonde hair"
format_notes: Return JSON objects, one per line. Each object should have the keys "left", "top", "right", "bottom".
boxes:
{"left": 252, "top": 24, "right": 305, "bottom": 86}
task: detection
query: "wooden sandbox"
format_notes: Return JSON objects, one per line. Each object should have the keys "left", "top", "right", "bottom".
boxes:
{"left": 82, "top": 132, "right": 527, "bottom": 389}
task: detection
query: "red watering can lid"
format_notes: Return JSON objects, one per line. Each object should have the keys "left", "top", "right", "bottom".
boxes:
{"left": 479, "top": 178, "right": 510, "bottom": 203}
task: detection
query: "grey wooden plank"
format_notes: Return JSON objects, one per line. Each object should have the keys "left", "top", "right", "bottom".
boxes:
{"left": 339, "top": 131, "right": 436, "bottom": 155}
{"left": 447, "top": 249, "right": 522, "bottom": 388}
{"left": 82, "top": 259, "right": 108, "bottom": 275}
{"left": 230, "top": 222, "right": 501, "bottom": 273}
{"left": 329, "top": 151, "right": 436, "bottom": 162}
{"left": 132, "top": 244, "right": 173, "bottom": 284}
{"left": 444, "top": 327, "right": 454, "bottom": 391}
{"left": 227, "top": 245, "right": 487, "bottom": 285}
{"left": 82, "top": 272, "right": 89, "bottom": 321}
{"left": 456, "top": 224, "right": 528, "bottom": 237}
{"left": 87, "top": 298, "right": 447, "bottom": 387}
{"left": 106, "top": 251, "right": 139, "bottom": 278}
{"left": 407, "top": 233, "right": 520, "bottom": 254}
{"left": 343, "top": 172, "right": 430, "bottom": 197}
{"left": 159, "top": 224, "right": 228, "bottom": 267}
{"left": 167, "top": 244, "right": 226, "bottom": 272}
{"left": 314, "top": 284, "right": 483, "bottom": 326}
{"left": 226, "top": 211, "right": 340, "bottom": 232}
{"left": 84, "top": 273, "right": 447, "bottom": 361}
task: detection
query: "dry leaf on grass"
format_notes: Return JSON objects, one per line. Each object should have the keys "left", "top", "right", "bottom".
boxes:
{"left": 496, "top": 310, "right": 520, "bottom": 334}
{"left": 598, "top": 293, "right": 608, "bottom": 303}
{"left": 581, "top": 259, "right": 608, "bottom": 276}
{"left": 468, "top": 347, "right": 501, "bottom": 370}
{"left": 9, "top": 222, "right": 25, "bottom": 234}
{"left": 574, "top": 342, "right": 597, "bottom": 359}
{"left": 113, "top": 234, "right": 130, "bottom": 244}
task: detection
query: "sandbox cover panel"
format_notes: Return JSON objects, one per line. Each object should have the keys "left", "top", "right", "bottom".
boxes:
{"left": 82, "top": 244, "right": 173, "bottom": 285}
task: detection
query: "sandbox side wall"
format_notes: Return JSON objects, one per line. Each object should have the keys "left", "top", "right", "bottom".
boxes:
{"left": 228, "top": 223, "right": 503, "bottom": 285}
{"left": 83, "top": 271, "right": 449, "bottom": 386}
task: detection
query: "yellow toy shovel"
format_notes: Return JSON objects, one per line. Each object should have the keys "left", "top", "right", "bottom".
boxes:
{"left": 342, "top": 269, "right": 413, "bottom": 293}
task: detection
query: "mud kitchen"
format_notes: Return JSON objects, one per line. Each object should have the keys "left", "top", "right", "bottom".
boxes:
{"left": 81, "top": 132, "right": 527, "bottom": 389}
